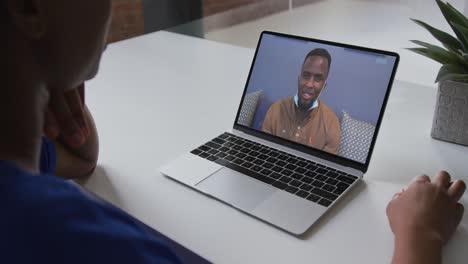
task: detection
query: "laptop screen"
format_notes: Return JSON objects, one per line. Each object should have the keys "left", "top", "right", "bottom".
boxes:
{"left": 235, "top": 32, "right": 398, "bottom": 165}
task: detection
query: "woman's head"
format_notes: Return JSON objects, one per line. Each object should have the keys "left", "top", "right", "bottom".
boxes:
{"left": 5, "top": 0, "right": 112, "bottom": 92}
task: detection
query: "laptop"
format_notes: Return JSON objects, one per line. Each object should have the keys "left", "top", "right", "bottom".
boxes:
{"left": 161, "top": 31, "right": 399, "bottom": 235}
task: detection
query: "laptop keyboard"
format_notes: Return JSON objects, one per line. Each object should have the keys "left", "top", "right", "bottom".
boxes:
{"left": 190, "top": 133, "right": 358, "bottom": 207}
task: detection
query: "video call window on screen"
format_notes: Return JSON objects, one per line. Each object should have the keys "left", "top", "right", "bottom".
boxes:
{"left": 237, "top": 33, "right": 397, "bottom": 164}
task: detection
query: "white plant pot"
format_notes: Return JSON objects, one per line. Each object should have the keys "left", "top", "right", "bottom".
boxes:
{"left": 431, "top": 80, "right": 468, "bottom": 146}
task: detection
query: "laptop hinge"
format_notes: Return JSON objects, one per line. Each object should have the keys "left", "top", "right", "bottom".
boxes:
{"left": 231, "top": 128, "right": 364, "bottom": 178}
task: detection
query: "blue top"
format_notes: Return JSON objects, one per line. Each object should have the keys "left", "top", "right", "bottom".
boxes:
{"left": 0, "top": 138, "right": 180, "bottom": 264}
{"left": 39, "top": 136, "right": 57, "bottom": 174}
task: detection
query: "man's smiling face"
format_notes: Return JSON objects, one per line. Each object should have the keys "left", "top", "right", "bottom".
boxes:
{"left": 297, "top": 55, "right": 329, "bottom": 110}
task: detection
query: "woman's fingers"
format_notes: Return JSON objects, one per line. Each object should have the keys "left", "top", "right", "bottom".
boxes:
{"left": 448, "top": 180, "right": 466, "bottom": 202}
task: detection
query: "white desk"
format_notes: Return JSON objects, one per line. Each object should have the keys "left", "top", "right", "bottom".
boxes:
{"left": 82, "top": 31, "right": 468, "bottom": 263}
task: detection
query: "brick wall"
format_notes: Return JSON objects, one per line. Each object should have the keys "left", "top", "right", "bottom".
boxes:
{"left": 203, "top": 0, "right": 259, "bottom": 16}
{"left": 203, "top": 0, "right": 321, "bottom": 17}
{"left": 107, "top": 0, "right": 319, "bottom": 42}
{"left": 203, "top": 0, "right": 288, "bottom": 32}
{"left": 108, "top": 0, "right": 144, "bottom": 43}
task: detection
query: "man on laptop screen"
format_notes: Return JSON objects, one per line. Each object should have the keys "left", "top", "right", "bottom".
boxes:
{"left": 262, "top": 48, "right": 340, "bottom": 154}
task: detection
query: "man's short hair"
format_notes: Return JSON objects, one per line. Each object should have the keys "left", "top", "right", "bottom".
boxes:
{"left": 303, "top": 48, "right": 332, "bottom": 72}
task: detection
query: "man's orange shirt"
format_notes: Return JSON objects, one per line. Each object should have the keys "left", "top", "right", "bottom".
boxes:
{"left": 262, "top": 97, "right": 341, "bottom": 154}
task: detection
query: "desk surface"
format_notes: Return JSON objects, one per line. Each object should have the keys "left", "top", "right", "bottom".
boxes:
{"left": 169, "top": 0, "right": 468, "bottom": 88}
{"left": 82, "top": 31, "right": 468, "bottom": 263}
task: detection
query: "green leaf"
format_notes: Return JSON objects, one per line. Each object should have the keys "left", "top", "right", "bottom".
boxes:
{"left": 410, "top": 40, "right": 448, "bottom": 51}
{"left": 450, "top": 23, "right": 468, "bottom": 52}
{"left": 461, "top": 51, "right": 468, "bottom": 60}
{"left": 407, "top": 47, "right": 448, "bottom": 64}
{"left": 411, "top": 18, "right": 463, "bottom": 53}
{"left": 436, "top": 64, "right": 468, "bottom": 82}
{"left": 410, "top": 40, "right": 468, "bottom": 67}
{"left": 436, "top": 72, "right": 468, "bottom": 83}
{"left": 436, "top": 0, "right": 468, "bottom": 47}
{"left": 407, "top": 47, "right": 465, "bottom": 66}
{"left": 446, "top": 2, "right": 468, "bottom": 27}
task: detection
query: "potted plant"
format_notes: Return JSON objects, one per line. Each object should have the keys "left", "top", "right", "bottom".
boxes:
{"left": 410, "top": 0, "right": 468, "bottom": 146}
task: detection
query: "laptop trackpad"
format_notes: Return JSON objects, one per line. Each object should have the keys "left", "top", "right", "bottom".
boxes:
{"left": 196, "top": 168, "right": 276, "bottom": 212}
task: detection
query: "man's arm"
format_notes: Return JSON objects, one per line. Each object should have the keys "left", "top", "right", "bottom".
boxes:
{"left": 392, "top": 230, "right": 442, "bottom": 264}
{"left": 45, "top": 84, "right": 99, "bottom": 179}
{"left": 387, "top": 172, "right": 466, "bottom": 264}
{"left": 262, "top": 105, "right": 275, "bottom": 134}
{"left": 323, "top": 115, "right": 340, "bottom": 154}
{"left": 54, "top": 105, "right": 99, "bottom": 179}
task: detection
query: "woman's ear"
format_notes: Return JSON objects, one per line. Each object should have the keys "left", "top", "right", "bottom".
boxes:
{"left": 7, "top": 0, "right": 46, "bottom": 39}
